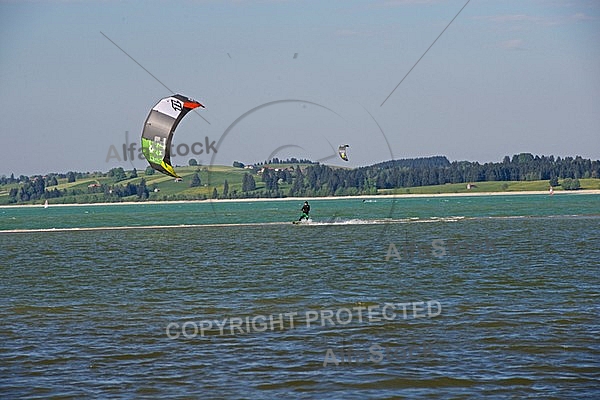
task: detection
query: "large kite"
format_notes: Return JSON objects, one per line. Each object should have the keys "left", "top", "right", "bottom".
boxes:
{"left": 141, "top": 94, "right": 204, "bottom": 178}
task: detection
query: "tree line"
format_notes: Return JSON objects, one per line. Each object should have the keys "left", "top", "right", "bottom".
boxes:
{"left": 366, "top": 154, "right": 598, "bottom": 190}
{"left": 5, "top": 168, "right": 150, "bottom": 203}
{"left": 2, "top": 154, "right": 598, "bottom": 203}
{"left": 230, "top": 153, "right": 598, "bottom": 198}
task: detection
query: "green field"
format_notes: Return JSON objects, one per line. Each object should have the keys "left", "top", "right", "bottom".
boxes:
{"left": 0, "top": 165, "right": 295, "bottom": 205}
{"left": 382, "top": 178, "right": 600, "bottom": 195}
{"left": 1, "top": 165, "right": 599, "bottom": 205}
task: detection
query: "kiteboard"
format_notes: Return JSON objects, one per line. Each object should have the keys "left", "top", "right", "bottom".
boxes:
{"left": 293, "top": 219, "right": 311, "bottom": 225}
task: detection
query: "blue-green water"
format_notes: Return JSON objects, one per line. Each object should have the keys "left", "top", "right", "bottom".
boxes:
{"left": 1, "top": 194, "right": 599, "bottom": 398}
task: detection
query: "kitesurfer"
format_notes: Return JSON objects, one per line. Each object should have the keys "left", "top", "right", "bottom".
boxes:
{"left": 299, "top": 201, "right": 310, "bottom": 221}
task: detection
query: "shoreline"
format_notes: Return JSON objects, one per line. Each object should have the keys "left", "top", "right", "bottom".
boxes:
{"left": 1, "top": 189, "right": 599, "bottom": 209}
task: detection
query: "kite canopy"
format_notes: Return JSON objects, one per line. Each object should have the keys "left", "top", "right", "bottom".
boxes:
{"left": 141, "top": 94, "right": 204, "bottom": 178}
{"left": 338, "top": 144, "right": 350, "bottom": 161}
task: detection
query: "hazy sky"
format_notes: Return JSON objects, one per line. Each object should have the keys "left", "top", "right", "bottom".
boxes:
{"left": 1, "top": 0, "right": 599, "bottom": 176}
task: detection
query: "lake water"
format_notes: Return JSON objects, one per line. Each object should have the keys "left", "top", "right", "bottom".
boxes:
{"left": 1, "top": 194, "right": 599, "bottom": 398}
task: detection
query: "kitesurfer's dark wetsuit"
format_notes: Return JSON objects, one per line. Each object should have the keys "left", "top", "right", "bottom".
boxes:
{"left": 299, "top": 202, "right": 310, "bottom": 221}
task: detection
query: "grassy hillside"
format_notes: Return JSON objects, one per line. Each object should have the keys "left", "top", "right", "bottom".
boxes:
{"left": 1, "top": 164, "right": 599, "bottom": 205}
{"left": 0, "top": 165, "right": 296, "bottom": 205}
{"left": 382, "top": 178, "right": 600, "bottom": 195}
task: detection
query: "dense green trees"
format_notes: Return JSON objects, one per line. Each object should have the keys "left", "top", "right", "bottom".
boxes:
{"left": 561, "top": 178, "right": 581, "bottom": 190}
{"left": 66, "top": 171, "right": 76, "bottom": 183}
{"left": 222, "top": 180, "right": 229, "bottom": 198}
{"left": 242, "top": 173, "right": 256, "bottom": 192}
{"left": 272, "top": 153, "right": 596, "bottom": 196}
{"left": 358, "top": 154, "right": 598, "bottom": 190}
{"left": 190, "top": 173, "right": 202, "bottom": 188}
{"left": 7, "top": 177, "right": 153, "bottom": 203}
{"left": 107, "top": 167, "right": 127, "bottom": 182}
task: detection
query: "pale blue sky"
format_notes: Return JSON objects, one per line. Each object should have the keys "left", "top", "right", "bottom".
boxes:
{"left": 1, "top": 0, "right": 599, "bottom": 175}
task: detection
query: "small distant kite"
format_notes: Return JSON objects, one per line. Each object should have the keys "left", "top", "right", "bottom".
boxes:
{"left": 141, "top": 94, "right": 205, "bottom": 178}
{"left": 338, "top": 144, "right": 350, "bottom": 161}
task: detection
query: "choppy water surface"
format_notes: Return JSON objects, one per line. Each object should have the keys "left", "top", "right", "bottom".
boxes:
{"left": 1, "top": 194, "right": 599, "bottom": 398}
